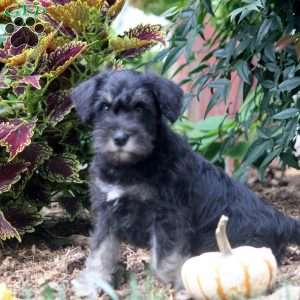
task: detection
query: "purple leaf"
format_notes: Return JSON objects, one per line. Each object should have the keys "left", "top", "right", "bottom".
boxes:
{"left": 0, "top": 161, "right": 29, "bottom": 193}
{"left": 19, "top": 75, "right": 42, "bottom": 89}
{"left": 43, "top": 154, "right": 81, "bottom": 183}
{"left": 18, "top": 143, "right": 52, "bottom": 172}
{"left": 0, "top": 119, "right": 36, "bottom": 161}
{"left": 3, "top": 202, "right": 42, "bottom": 235}
{"left": 37, "top": 41, "right": 87, "bottom": 76}
{"left": 42, "top": 14, "right": 76, "bottom": 37}
{"left": 46, "top": 92, "right": 73, "bottom": 125}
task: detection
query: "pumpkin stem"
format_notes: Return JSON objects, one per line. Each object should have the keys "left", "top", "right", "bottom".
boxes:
{"left": 215, "top": 215, "right": 232, "bottom": 255}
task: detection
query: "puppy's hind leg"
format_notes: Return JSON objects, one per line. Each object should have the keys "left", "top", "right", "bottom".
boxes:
{"left": 72, "top": 230, "right": 120, "bottom": 298}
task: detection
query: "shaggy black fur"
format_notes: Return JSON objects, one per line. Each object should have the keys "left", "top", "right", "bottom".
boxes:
{"left": 71, "top": 69, "right": 300, "bottom": 296}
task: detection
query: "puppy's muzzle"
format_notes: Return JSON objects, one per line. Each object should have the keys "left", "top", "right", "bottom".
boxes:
{"left": 113, "top": 130, "right": 129, "bottom": 147}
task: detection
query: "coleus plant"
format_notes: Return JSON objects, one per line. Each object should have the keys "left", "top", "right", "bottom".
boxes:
{"left": 0, "top": 0, "right": 164, "bottom": 242}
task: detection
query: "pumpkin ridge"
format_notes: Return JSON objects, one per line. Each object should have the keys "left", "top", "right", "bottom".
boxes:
{"left": 264, "top": 259, "right": 273, "bottom": 289}
{"left": 196, "top": 276, "right": 210, "bottom": 300}
{"left": 215, "top": 269, "right": 228, "bottom": 300}
{"left": 241, "top": 262, "right": 251, "bottom": 298}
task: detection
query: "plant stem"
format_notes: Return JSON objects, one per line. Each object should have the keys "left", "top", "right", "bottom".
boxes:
{"left": 215, "top": 215, "right": 232, "bottom": 255}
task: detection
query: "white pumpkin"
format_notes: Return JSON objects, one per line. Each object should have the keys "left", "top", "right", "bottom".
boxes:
{"left": 181, "top": 215, "right": 278, "bottom": 300}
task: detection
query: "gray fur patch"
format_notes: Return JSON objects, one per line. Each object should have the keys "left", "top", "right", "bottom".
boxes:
{"left": 94, "top": 177, "right": 157, "bottom": 202}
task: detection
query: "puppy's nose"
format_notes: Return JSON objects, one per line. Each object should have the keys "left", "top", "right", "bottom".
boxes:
{"left": 113, "top": 131, "right": 129, "bottom": 147}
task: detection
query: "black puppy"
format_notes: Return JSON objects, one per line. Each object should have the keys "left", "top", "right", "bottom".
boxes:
{"left": 71, "top": 70, "right": 300, "bottom": 298}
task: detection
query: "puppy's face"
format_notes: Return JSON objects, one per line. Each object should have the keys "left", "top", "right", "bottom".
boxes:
{"left": 92, "top": 86, "right": 158, "bottom": 165}
{"left": 71, "top": 70, "right": 183, "bottom": 165}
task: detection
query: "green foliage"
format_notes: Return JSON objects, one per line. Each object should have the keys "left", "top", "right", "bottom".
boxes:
{"left": 0, "top": 0, "right": 164, "bottom": 242}
{"left": 131, "top": 0, "right": 187, "bottom": 15}
{"left": 153, "top": 0, "right": 300, "bottom": 179}
{"left": 174, "top": 115, "right": 250, "bottom": 168}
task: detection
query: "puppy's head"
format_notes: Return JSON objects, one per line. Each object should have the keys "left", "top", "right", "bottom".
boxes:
{"left": 70, "top": 70, "right": 183, "bottom": 165}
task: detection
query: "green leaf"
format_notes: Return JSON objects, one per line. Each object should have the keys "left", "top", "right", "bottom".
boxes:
{"left": 273, "top": 108, "right": 299, "bottom": 120}
{"left": 244, "top": 140, "right": 273, "bottom": 166}
{"left": 189, "top": 64, "right": 208, "bottom": 75}
{"left": 264, "top": 44, "right": 275, "bottom": 62}
{"left": 161, "top": 47, "right": 182, "bottom": 75}
{"left": 171, "top": 62, "right": 189, "bottom": 78}
{"left": 204, "top": 93, "right": 221, "bottom": 118}
{"left": 208, "top": 78, "right": 230, "bottom": 100}
{"left": 224, "top": 142, "right": 249, "bottom": 159}
{"left": 194, "top": 75, "right": 209, "bottom": 97}
{"left": 257, "top": 19, "right": 272, "bottom": 44}
{"left": 194, "top": 115, "right": 233, "bottom": 132}
{"left": 178, "top": 77, "right": 192, "bottom": 85}
{"left": 203, "top": 0, "right": 214, "bottom": 15}
{"left": 280, "top": 152, "right": 299, "bottom": 169}
{"left": 258, "top": 147, "right": 282, "bottom": 178}
{"left": 278, "top": 78, "right": 300, "bottom": 92}
{"left": 261, "top": 80, "right": 275, "bottom": 89}
{"left": 236, "top": 61, "right": 251, "bottom": 84}
{"left": 234, "top": 139, "right": 273, "bottom": 178}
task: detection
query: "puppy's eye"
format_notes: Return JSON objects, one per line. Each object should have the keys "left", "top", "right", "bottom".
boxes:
{"left": 101, "top": 103, "right": 111, "bottom": 111}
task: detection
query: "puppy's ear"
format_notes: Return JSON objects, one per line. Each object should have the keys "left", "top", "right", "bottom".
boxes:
{"left": 70, "top": 71, "right": 110, "bottom": 122}
{"left": 144, "top": 73, "right": 183, "bottom": 123}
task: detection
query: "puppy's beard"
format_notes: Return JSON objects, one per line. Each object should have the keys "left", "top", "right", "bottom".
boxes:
{"left": 100, "top": 138, "right": 153, "bottom": 165}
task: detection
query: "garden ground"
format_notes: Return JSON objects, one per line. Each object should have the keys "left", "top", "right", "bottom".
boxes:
{"left": 2, "top": 169, "right": 300, "bottom": 300}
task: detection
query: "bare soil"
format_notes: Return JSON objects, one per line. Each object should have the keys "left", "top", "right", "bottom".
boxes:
{"left": 1, "top": 169, "right": 300, "bottom": 300}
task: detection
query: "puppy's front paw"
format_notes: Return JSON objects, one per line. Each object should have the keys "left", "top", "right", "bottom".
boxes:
{"left": 175, "top": 289, "right": 192, "bottom": 300}
{"left": 72, "top": 269, "right": 112, "bottom": 299}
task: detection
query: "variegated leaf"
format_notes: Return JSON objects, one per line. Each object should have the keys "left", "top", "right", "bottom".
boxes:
{"left": 110, "top": 36, "right": 152, "bottom": 58}
{"left": 18, "top": 143, "right": 52, "bottom": 172}
{"left": 38, "top": 41, "right": 87, "bottom": 77}
{"left": 110, "top": 24, "right": 164, "bottom": 58}
{"left": 43, "top": 153, "right": 81, "bottom": 183}
{"left": 47, "top": 1, "right": 91, "bottom": 34}
{"left": 42, "top": 14, "right": 76, "bottom": 37}
{"left": 124, "top": 24, "right": 164, "bottom": 44}
{"left": 18, "top": 75, "right": 42, "bottom": 89}
{"left": 0, "top": 119, "right": 36, "bottom": 161}
{"left": 0, "top": 210, "right": 21, "bottom": 242}
{"left": 5, "top": 48, "right": 34, "bottom": 66}
{"left": 46, "top": 92, "right": 73, "bottom": 125}
{"left": 0, "top": 161, "right": 28, "bottom": 193}
{"left": 102, "top": 0, "right": 125, "bottom": 18}
{"left": 3, "top": 202, "right": 42, "bottom": 234}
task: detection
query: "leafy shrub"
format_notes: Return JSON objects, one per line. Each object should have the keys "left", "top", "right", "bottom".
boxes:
{"left": 153, "top": 0, "right": 300, "bottom": 179}
{"left": 0, "top": 0, "right": 164, "bottom": 242}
